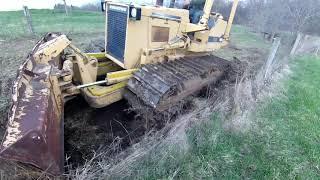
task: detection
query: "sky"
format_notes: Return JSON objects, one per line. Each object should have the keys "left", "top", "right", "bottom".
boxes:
{"left": 0, "top": 0, "right": 101, "bottom": 11}
{"left": 0, "top": 0, "right": 244, "bottom": 11}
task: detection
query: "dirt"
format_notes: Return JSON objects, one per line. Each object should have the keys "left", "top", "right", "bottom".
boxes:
{"left": 0, "top": 32, "right": 270, "bottom": 178}
{"left": 63, "top": 56, "right": 250, "bottom": 175}
{"left": 64, "top": 98, "right": 145, "bottom": 168}
{"left": 74, "top": 46, "right": 266, "bottom": 178}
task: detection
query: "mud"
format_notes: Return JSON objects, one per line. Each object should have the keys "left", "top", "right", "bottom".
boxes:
{"left": 0, "top": 33, "right": 269, "bottom": 177}
{"left": 64, "top": 96, "right": 196, "bottom": 170}
{"left": 64, "top": 97, "right": 145, "bottom": 169}
{"left": 63, "top": 57, "right": 246, "bottom": 172}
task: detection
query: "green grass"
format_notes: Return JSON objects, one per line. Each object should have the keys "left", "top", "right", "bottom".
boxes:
{"left": 231, "top": 25, "right": 270, "bottom": 49}
{"left": 0, "top": 9, "right": 105, "bottom": 39}
{"left": 214, "top": 25, "right": 271, "bottom": 61}
{"left": 117, "top": 56, "right": 320, "bottom": 179}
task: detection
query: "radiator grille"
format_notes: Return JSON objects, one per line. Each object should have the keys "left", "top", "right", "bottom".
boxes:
{"left": 107, "top": 5, "right": 128, "bottom": 63}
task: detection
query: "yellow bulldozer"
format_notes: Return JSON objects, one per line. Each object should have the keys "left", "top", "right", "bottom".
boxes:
{"left": 0, "top": 0, "right": 239, "bottom": 175}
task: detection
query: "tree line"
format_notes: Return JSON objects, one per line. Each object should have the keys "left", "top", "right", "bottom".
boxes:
{"left": 214, "top": 0, "right": 320, "bottom": 35}
{"left": 54, "top": 0, "right": 320, "bottom": 36}
{"left": 54, "top": 2, "right": 102, "bottom": 12}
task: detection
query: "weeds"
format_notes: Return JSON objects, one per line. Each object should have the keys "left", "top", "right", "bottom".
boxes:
{"left": 107, "top": 55, "right": 320, "bottom": 179}
{"left": 68, "top": 26, "right": 276, "bottom": 179}
{"left": 1, "top": 16, "right": 312, "bottom": 179}
{"left": 74, "top": 39, "right": 308, "bottom": 179}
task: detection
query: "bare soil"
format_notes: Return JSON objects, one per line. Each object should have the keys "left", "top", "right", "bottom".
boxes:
{"left": 0, "top": 33, "right": 270, "bottom": 178}
{"left": 64, "top": 98, "right": 145, "bottom": 168}
{"left": 63, "top": 47, "right": 260, "bottom": 174}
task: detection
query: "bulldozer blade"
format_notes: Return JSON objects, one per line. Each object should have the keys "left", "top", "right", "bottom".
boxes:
{"left": 0, "top": 34, "right": 64, "bottom": 175}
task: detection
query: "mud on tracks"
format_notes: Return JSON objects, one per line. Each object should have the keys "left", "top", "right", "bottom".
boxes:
{"left": 63, "top": 56, "right": 247, "bottom": 172}
{"left": 0, "top": 36, "right": 266, "bottom": 177}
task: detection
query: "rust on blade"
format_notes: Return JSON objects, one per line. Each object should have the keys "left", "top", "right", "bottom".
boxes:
{"left": 0, "top": 33, "right": 65, "bottom": 175}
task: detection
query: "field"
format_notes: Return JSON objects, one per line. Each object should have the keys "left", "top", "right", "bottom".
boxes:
{"left": 0, "top": 9, "right": 104, "bottom": 40}
{"left": 0, "top": 9, "right": 319, "bottom": 179}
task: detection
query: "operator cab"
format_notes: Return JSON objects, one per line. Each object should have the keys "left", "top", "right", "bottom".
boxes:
{"left": 107, "top": 0, "right": 214, "bottom": 26}
{"left": 102, "top": 0, "right": 229, "bottom": 70}
{"left": 158, "top": 0, "right": 219, "bottom": 34}
{"left": 152, "top": 0, "right": 207, "bottom": 24}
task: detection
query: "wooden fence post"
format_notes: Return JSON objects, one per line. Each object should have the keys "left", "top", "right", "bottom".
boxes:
{"left": 22, "top": 6, "right": 34, "bottom": 35}
{"left": 264, "top": 38, "right": 281, "bottom": 80}
{"left": 290, "top": 32, "right": 302, "bottom": 55}
{"left": 63, "top": 0, "right": 69, "bottom": 16}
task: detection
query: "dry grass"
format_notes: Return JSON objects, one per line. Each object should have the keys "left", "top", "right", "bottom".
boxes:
{"left": 1, "top": 22, "right": 298, "bottom": 178}
{"left": 69, "top": 37, "right": 296, "bottom": 179}
{"left": 70, "top": 98, "right": 226, "bottom": 179}
{"left": 69, "top": 58, "right": 272, "bottom": 179}
{"left": 65, "top": 28, "right": 279, "bottom": 179}
{"left": 225, "top": 38, "right": 289, "bottom": 132}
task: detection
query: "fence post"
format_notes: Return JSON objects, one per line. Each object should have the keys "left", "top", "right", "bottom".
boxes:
{"left": 63, "top": 0, "right": 69, "bottom": 16}
{"left": 264, "top": 38, "right": 281, "bottom": 80}
{"left": 22, "top": 6, "right": 34, "bottom": 35}
{"left": 0, "top": 80, "right": 2, "bottom": 97}
{"left": 290, "top": 32, "right": 302, "bottom": 55}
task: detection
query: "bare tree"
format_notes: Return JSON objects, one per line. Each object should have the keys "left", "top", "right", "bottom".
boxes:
{"left": 246, "top": 0, "right": 320, "bottom": 35}
{"left": 285, "top": 0, "right": 320, "bottom": 32}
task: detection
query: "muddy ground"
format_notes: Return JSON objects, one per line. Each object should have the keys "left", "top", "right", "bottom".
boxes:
{"left": 0, "top": 32, "right": 271, "bottom": 178}
{"left": 64, "top": 42, "right": 269, "bottom": 174}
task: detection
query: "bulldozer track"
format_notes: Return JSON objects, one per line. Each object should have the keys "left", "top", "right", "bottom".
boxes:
{"left": 125, "top": 55, "right": 241, "bottom": 122}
